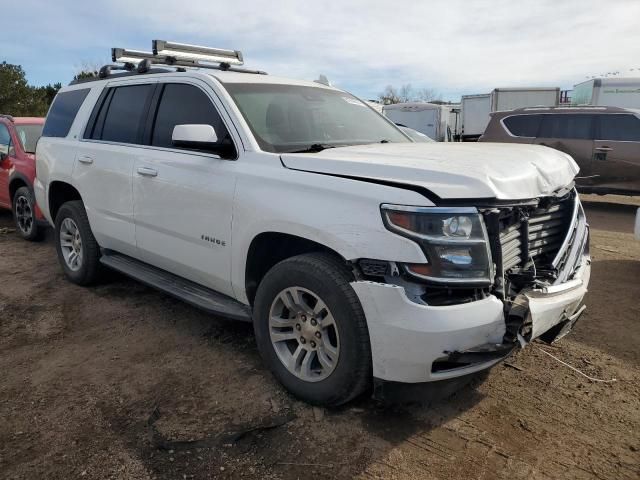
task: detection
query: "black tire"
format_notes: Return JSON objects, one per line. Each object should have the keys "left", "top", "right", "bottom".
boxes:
{"left": 253, "top": 252, "right": 372, "bottom": 406}
{"left": 13, "top": 186, "right": 45, "bottom": 241}
{"left": 54, "top": 200, "right": 102, "bottom": 285}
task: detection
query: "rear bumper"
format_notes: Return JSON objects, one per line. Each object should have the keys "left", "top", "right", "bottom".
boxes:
{"left": 351, "top": 257, "right": 590, "bottom": 384}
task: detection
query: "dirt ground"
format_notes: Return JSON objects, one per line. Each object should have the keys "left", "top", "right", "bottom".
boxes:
{"left": 1, "top": 195, "right": 639, "bottom": 480}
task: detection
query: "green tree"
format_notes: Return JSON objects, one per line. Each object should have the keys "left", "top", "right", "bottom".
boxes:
{"left": 0, "top": 62, "right": 61, "bottom": 116}
{"left": 0, "top": 62, "right": 34, "bottom": 115}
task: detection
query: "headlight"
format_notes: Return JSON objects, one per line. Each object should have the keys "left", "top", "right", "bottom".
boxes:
{"left": 381, "top": 204, "right": 493, "bottom": 285}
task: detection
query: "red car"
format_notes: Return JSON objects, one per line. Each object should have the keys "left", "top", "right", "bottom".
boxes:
{"left": 0, "top": 115, "right": 46, "bottom": 240}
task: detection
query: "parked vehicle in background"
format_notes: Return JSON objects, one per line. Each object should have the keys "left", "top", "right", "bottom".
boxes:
{"left": 461, "top": 88, "right": 560, "bottom": 141}
{"left": 383, "top": 102, "right": 450, "bottom": 141}
{"left": 460, "top": 94, "right": 491, "bottom": 141}
{"left": 36, "top": 40, "right": 590, "bottom": 406}
{"left": 572, "top": 77, "right": 640, "bottom": 109}
{"left": 480, "top": 106, "right": 640, "bottom": 195}
{"left": 0, "top": 115, "right": 46, "bottom": 240}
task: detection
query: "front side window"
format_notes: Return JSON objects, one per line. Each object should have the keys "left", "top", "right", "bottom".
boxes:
{"left": 42, "top": 89, "right": 90, "bottom": 138}
{"left": 503, "top": 114, "right": 542, "bottom": 137}
{"left": 222, "top": 83, "right": 409, "bottom": 153}
{"left": 597, "top": 114, "right": 640, "bottom": 142}
{"left": 151, "top": 83, "right": 230, "bottom": 149}
{"left": 100, "top": 84, "right": 154, "bottom": 144}
{"left": 539, "top": 114, "right": 594, "bottom": 140}
{"left": 15, "top": 124, "right": 44, "bottom": 153}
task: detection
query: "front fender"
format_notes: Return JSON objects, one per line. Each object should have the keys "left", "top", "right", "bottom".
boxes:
{"left": 230, "top": 163, "right": 430, "bottom": 303}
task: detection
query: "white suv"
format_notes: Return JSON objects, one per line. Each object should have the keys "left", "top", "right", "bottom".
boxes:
{"left": 35, "top": 42, "right": 590, "bottom": 405}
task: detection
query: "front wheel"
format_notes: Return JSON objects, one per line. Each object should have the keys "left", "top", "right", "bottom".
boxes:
{"left": 253, "top": 253, "right": 372, "bottom": 406}
{"left": 13, "top": 186, "right": 44, "bottom": 241}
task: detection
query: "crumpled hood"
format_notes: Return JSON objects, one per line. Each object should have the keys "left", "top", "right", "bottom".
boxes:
{"left": 280, "top": 143, "right": 579, "bottom": 200}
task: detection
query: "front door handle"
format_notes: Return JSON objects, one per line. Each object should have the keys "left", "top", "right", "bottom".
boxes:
{"left": 595, "top": 146, "right": 612, "bottom": 152}
{"left": 78, "top": 155, "right": 94, "bottom": 164}
{"left": 137, "top": 166, "right": 158, "bottom": 177}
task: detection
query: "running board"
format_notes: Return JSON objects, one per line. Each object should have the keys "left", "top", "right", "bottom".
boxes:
{"left": 100, "top": 252, "right": 252, "bottom": 322}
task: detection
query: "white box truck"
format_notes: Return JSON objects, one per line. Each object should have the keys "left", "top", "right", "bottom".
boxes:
{"left": 383, "top": 102, "right": 450, "bottom": 141}
{"left": 572, "top": 78, "right": 640, "bottom": 108}
{"left": 460, "top": 94, "right": 491, "bottom": 141}
{"left": 461, "top": 88, "right": 560, "bottom": 141}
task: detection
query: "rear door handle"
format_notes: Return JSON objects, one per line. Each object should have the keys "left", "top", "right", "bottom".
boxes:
{"left": 137, "top": 166, "right": 158, "bottom": 177}
{"left": 595, "top": 146, "right": 612, "bottom": 152}
{"left": 78, "top": 155, "right": 94, "bottom": 164}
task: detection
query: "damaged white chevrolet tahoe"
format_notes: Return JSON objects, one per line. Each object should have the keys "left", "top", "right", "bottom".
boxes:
{"left": 35, "top": 42, "right": 590, "bottom": 405}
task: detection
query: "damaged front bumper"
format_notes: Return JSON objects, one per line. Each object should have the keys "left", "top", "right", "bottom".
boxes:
{"left": 351, "top": 256, "right": 590, "bottom": 384}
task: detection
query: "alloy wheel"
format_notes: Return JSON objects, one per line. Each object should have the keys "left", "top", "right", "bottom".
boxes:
{"left": 59, "top": 217, "right": 83, "bottom": 271}
{"left": 15, "top": 195, "right": 34, "bottom": 235}
{"left": 269, "top": 286, "right": 340, "bottom": 382}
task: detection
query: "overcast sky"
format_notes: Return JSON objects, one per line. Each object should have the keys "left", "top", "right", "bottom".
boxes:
{"left": 4, "top": 0, "right": 640, "bottom": 101}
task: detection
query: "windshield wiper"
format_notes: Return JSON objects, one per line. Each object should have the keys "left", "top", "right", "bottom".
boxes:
{"left": 289, "top": 143, "right": 337, "bottom": 153}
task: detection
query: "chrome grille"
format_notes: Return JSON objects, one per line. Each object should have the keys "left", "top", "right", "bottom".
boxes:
{"left": 499, "top": 195, "right": 576, "bottom": 272}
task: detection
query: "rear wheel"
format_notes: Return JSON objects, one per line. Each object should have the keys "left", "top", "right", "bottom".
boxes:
{"left": 253, "top": 253, "right": 372, "bottom": 406}
{"left": 54, "top": 200, "right": 102, "bottom": 285}
{"left": 13, "top": 186, "right": 44, "bottom": 241}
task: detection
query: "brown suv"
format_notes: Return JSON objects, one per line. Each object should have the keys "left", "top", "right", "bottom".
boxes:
{"left": 480, "top": 106, "right": 640, "bottom": 195}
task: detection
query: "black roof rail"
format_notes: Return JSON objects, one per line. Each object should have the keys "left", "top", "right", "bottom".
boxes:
{"left": 0, "top": 114, "right": 15, "bottom": 122}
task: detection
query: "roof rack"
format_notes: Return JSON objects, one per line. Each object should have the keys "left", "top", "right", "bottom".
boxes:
{"left": 70, "top": 40, "right": 266, "bottom": 85}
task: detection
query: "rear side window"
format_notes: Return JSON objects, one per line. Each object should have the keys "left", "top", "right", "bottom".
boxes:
{"left": 539, "top": 114, "right": 594, "bottom": 140}
{"left": 151, "top": 83, "right": 229, "bottom": 148}
{"left": 42, "top": 89, "right": 90, "bottom": 138}
{"left": 100, "top": 84, "right": 154, "bottom": 144}
{"left": 503, "top": 115, "right": 542, "bottom": 137}
{"left": 597, "top": 114, "right": 640, "bottom": 141}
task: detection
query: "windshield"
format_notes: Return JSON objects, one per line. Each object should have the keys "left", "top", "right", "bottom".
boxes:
{"left": 15, "top": 124, "right": 44, "bottom": 153}
{"left": 223, "top": 83, "right": 409, "bottom": 153}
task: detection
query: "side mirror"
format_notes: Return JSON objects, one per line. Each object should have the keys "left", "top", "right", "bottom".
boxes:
{"left": 172, "top": 124, "right": 218, "bottom": 149}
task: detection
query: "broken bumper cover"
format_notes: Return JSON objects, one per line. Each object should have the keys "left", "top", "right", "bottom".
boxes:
{"left": 351, "top": 258, "right": 590, "bottom": 383}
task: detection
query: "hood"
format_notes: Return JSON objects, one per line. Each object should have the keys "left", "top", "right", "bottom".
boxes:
{"left": 280, "top": 143, "right": 579, "bottom": 200}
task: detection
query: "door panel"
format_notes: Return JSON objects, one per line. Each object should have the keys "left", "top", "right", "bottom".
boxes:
{"left": 72, "top": 142, "right": 138, "bottom": 256}
{"left": 133, "top": 149, "right": 235, "bottom": 296}
{"left": 591, "top": 114, "right": 640, "bottom": 193}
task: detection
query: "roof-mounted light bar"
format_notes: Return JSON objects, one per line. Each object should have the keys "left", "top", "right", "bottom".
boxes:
{"left": 152, "top": 40, "right": 244, "bottom": 66}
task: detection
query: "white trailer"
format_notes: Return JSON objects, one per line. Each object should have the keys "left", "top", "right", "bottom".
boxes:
{"left": 572, "top": 78, "right": 640, "bottom": 108}
{"left": 460, "top": 94, "right": 491, "bottom": 141}
{"left": 383, "top": 102, "right": 450, "bottom": 141}
{"left": 461, "top": 88, "right": 560, "bottom": 141}
{"left": 491, "top": 87, "right": 560, "bottom": 111}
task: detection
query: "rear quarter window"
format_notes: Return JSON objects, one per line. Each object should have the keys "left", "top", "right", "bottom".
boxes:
{"left": 597, "top": 114, "right": 640, "bottom": 141}
{"left": 503, "top": 115, "right": 542, "bottom": 137}
{"left": 42, "top": 89, "right": 90, "bottom": 138}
